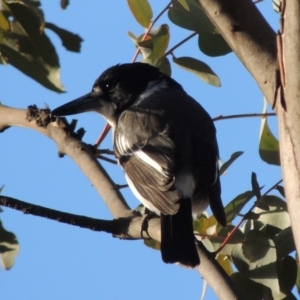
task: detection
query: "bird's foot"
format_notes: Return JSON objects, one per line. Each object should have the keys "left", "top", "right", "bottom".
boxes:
{"left": 140, "top": 212, "right": 156, "bottom": 239}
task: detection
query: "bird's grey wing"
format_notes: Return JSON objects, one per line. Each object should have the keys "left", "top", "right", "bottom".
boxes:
{"left": 114, "top": 109, "right": 179, "bottom": 215}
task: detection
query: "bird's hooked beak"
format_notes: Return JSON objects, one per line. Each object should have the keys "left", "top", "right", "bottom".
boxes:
{"left": 52, "top": 90, "right": 111, "bottom": 147}
{"left": 52, "top": 92, "right": 102, "bottom": 117}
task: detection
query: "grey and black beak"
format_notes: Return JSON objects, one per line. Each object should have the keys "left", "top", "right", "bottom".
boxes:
{"left": 52, "top": 92, "right": 101, "bottom": 117}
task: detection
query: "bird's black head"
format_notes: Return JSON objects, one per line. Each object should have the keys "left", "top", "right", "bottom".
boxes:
{"left": 52, "top": 63, "right": 181, "bottom": 125}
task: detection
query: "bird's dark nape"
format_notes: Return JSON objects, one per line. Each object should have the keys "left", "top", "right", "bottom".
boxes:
{"left": 160, "top": 199, "right": 200, "bottom": 268}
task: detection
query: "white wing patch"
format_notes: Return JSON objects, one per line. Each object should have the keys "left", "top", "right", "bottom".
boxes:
{"left": 125, "top": 173, "right": 160, "bottom": 214}
{"left": 135, "top": 150, "right": 166, "bottom": 176}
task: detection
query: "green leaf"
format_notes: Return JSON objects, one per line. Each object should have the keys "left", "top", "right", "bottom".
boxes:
{"left": 225, "top": 190, "right": 255, "bottom": 223}
{"left": 0, "top": 1, "right": 64, "bottom": 92}
{"left": 0, "top": 220, "right": 19, "bottom": 270}
{"left": 296, "top": 256, "right": 300, "bottom": 297}
{"left": 210, "top": 225, "right": 244, "bottom": 255}
{"left": 276, "top": 185, "right": 285, "bottom": 198}
{"left": 273, "top": 0, "right": 281, "bottom": 13}
{"left": 0, "top": 10, "right": 10, "bottom": 33}
{"left": 173, "top": 56, "right": 221, "bottom": 86}
{"left": 193, "top": 212, "right": 209, "bottom": 234}
{"left": 144, "top": 238, "right": 160, "bottom": 250}
{"left": 45, "top": 23, "right": 83, "bottom": 53}
{"left": 129, "top": 25, "right": 170, "bottom": 60}
{"left": 146, "top": 24, "right": 169, "bottom": 60}
{"left": 220, "top": 151, "right": 244, "bottom": 175}
{"left": 255, "top": 195, "right": 290, "bottom": 231}
{"left": 60, "top": 0, "right": 69, "bottom": 10}
{"left": 274, "top": 227, "right": 295, "bottom": 259}
{"left": 127, "top": 0, "right": 153, "bottom": 28}
{"left": 251, "top": 172, "right": 261, "bottom": 199}
{"left": 259, "top": 100, "right": 280, "bottom": 165}
{"left": 168, "top": 0, "right": 214, "bottom": 33}
{"left": 141, "top": 57, "right": 171, "bottom": 76}
{"left": 217, "top": 254, "right": 234, "bottom": 276}
{"left": 128, "top": 31, "right": 152, "bottom": 59}
{"left": 278, "top": 256, "right": 297, "bottom": 296}
{"left": 230, "top": 272, "right": 264, "bottom": 300}
{"left": 232, "top": 230, "right": 280, "bottom": 297}
{"left": 177, "top": 0, "right": 189, "bottom": 11}
{"left": 198, "top": 33, "right": 232, "bottom": 57}
{"left": 136, "top": 36, "right": 153, "bottom": 59}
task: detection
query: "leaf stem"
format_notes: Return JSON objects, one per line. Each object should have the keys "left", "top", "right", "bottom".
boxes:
{"left": 131, "top": 1, "right": 172, "bottom": 63}
{"left": 165, "top": 32, "right": 198, "bottom": 56}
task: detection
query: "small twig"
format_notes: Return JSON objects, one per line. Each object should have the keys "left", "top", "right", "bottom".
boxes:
{"left": 165, "top": 32, "right": 198, "bottom": 57}
{"left": 213, "top": 112, "right": 276, "bottom": 122}
{"left": 97, "top": 149, "right": 115, "bottom": 155}
{"left": 215, "top": 178, "right": 283, "bottom": 255}
{"left": 0, "top": 195, "right": 161, "bottom": 241}
{"left": 97, "top": 155, "right": 118, "bottom": 164}
{"left": 0, "top": 195, "right": 118, "bottom": 233}
{"left": 116, "top": 184, "right": 129, "bottom": 190}
{"left": 131, "top": 1, "right": 172, "bottom": 63}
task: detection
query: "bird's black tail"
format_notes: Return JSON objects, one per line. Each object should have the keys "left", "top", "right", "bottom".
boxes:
{"left": 160, "top": 198, "right": 200, "bottom": 268}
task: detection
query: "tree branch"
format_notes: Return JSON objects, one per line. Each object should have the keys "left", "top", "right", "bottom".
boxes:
{"left": 196, "top": 242, "right": 242, "bottom": 299}
{"left": 277, "top": 0, "right": 300, "bottom": 257}
{"left": 0, "top": 104, "right": 241, "bottom": 298}
{"left": 0, "top": 105, "right": 133, "bottom": 219}
{"left": 0, "top": 194, "right": 160, "bottom": 240}
{"left": 0, "top": 193, "right": 241, "bottom": 299}
{"left": 196, "top": 0, "right": 278, "bottom": 107}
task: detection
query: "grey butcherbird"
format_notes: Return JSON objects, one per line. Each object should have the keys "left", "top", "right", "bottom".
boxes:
{"left": 52, "top": 63, "right": 226, "bottom": 268}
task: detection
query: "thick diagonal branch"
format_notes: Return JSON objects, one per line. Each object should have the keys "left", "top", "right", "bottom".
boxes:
{"left": 0, "top": 105, "right": 132, "bottom": 219}
{"left": 197, "top": 0, "right": 278, "bottom": 106}
{"left": 277, "top": 0, "right": 300, "bottom": 256}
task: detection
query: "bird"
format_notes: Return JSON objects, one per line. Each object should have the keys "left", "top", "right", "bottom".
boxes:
{"left": 52, "top": 63, "right": 226, "bottom": 268}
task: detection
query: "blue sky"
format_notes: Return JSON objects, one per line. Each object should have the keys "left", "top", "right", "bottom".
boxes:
{"left": 1, "top": 1, "right": 281, "bottom": 299}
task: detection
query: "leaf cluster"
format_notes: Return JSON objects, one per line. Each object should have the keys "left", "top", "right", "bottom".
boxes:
{"left": 0, "top": 0, "right": 82, "bottom": 92}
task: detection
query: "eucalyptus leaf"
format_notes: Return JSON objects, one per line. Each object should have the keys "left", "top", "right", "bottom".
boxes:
{"left": 278, "top": 256, "right": 297, "bottom": 296}
{"left": 255, "top": 195, "right": 290, "bottom": 231}
{"left": 173, "top": 56, "right": 221, "bottom": 86}
{"left": 259, "top": 100, "right": 280, "bottom": 165}
{"left": 127, "top": 0, "right": 152, "bottom": 28}
{"left": 168, "top": 0, "right": 214, "bottom": 33}
{"left": 0, "top": 220, "right": 19, "bottom": 270}
{"left": 230, "top": 272, "right": 264, "bottom": 300}
{"left": 147, "top": 24, "right": 170, "bottom": 60}
{"left": 210, "top": 225, "right": 244, "bottom": 255}
{"left": 198, "top": 33, "right": 232, "bottom": 57}
{"left": 232, "top": 229, "right": 280, "bottom": 296}
{"left": 0, "top": 1, "right": 64, "bottom": 92}
{"left": 225, "top": 190, "right": 255, "bottom": 223}
{"left": 177, "top": 0, "right": 189, "bottom": 11}
{"left": 274, "top": 227, "right": 295, "bottom": 259}
{"left": 45, "top": 22, "right": 83, "bottom": 53}
{"left": 141, "top": 57, "right": 171, "bottom": 76}
{"left": 251, "top": 172, "right": 261, "bottom": 199}
{"left": 144, "top": 238, "right": 160, "bottom": 250}
{"left": 220, "top": 151, "right": 243, "bottom": 175}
